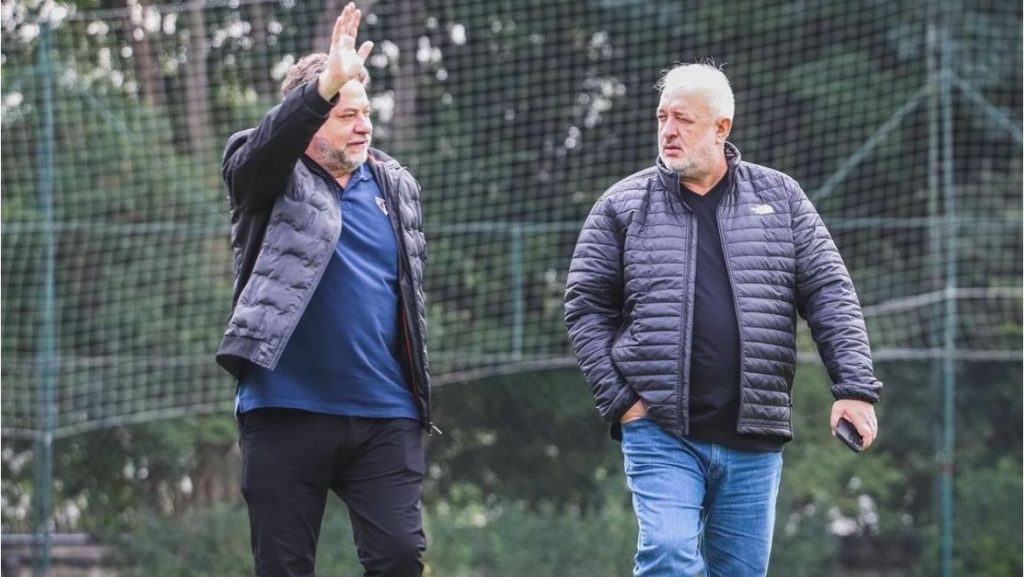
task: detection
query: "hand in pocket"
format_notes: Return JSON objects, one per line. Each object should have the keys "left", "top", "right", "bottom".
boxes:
{"left": 620, "top": 399, "right": 648, "bottom": 424}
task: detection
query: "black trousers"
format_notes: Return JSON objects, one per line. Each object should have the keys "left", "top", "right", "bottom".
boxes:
{"left": 239, "top": 409, "right": 426, "bottom": 577}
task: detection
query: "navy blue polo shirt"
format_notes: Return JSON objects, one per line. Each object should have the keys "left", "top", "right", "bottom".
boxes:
{"left": 237, "top": 163, "right": 418, "bottom": 419}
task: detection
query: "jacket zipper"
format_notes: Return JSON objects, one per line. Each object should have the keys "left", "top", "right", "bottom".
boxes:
{"left": 677, "top": 212, "right": 693, "bottom": 437}
{"left": 377, "top": 161, "right": 438, "bottom": 435}
{"left": 400, "top": 308, "right": 441, "bottom": 435}
{"left": 716, "top": 178, "right": 746, "bottom": 434}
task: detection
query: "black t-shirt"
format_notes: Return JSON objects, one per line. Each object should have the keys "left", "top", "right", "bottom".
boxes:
{"left": 681, "top": 174, "right": 784, "bottom": 452}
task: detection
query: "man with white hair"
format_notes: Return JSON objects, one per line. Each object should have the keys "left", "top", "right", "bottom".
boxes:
{"left": 564, "top": 63, "right": 882, "bottom": 576}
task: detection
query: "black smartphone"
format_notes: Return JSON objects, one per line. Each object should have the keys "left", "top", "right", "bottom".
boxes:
{"left": 836, "top": 418, "right": 864, "bottom": 453}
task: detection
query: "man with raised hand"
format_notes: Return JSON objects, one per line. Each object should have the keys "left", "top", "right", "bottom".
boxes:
{"left": 565, "top": 63, "right": 882, "bottom": 577}
{"left": 216, "top": 4, "right": 433, "bottom": 575}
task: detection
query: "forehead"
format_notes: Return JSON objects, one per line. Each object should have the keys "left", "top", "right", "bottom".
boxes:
{"left": 658, "top": 87, "right": 714, "bottom": 114}
{"left": 332, "top": 80, "right": 370, "bottom": 111}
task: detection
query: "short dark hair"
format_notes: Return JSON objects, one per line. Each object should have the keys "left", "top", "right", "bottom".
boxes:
{"left": 280, "top": 53, "right": 370, "bottom": 98}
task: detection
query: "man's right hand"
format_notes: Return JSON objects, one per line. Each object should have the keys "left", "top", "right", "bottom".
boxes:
{"left": 317, "top": 2, "right": 375, "bottom": 101}
{"left": 620, "top": 399, "right": 648, "bottom": 424}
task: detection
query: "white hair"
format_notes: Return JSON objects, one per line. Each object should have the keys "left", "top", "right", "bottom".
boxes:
{"left": 656, "top": 63, "right": 735, "bottom": 120}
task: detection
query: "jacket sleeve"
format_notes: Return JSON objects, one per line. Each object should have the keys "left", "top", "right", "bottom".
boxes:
{"left": 789, "top": 181, "right": 883, "bottom": 403}
{"left": 564, "top": 196, "right": 640, "bottom": 423}
{"left": 222, "top": 81, "right": 336, "bottom": 212}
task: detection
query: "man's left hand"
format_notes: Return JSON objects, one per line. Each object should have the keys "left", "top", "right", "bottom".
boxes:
{"left": 830, "top": 399, "right": 878, "bottom": 450}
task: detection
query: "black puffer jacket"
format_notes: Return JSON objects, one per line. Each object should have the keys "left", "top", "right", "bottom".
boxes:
{"left": 564, "top": 143, "right": 881, "bottom": 440}
{"left": 215, "top": 81, "right": 431, "bottom": 427}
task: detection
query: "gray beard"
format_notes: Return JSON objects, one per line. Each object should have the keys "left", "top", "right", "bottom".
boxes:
{"left": 321, "top": 147, "right": 360, "bottom": 175}
{"left": 661, "top": 152, "right": 707, "bottom": 179}
{"left": 312, "top": 136, "right": 367, "bottom": 176}
{"left": 663, "top": 155, "right": 698, "bottom": 177}
{"left": 660, "top": 139, "right": 720, "bottom": 179}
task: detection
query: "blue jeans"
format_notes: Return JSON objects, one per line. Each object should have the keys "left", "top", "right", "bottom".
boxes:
{"left": 621, "top": 418, "right": 783, "bottom": 577}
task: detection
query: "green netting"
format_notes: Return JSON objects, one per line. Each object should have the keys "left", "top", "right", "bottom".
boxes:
{"left": 2, "top": 0, "right": 1021, "bottom": 439}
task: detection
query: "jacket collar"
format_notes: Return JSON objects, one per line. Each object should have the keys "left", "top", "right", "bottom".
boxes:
{"left": 366, "top": 147, "right": 403, "bottom": 195}
{"left": 656, "top": 141, "right": 742, "bottom": 194}
{"left": 368, "top": 147, "right": 400, "bottom": 167}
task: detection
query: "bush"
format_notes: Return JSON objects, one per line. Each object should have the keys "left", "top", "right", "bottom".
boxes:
{"left": 116, "top": 494, "right": 637, "bottom": 577}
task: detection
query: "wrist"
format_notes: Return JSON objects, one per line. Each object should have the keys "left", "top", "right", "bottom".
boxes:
{"left": 316, "top": 72, "right": 342, "bottom": 101}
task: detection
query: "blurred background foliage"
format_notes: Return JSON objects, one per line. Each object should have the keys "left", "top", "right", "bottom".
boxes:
{"left": 1, "top": 0, "right": 1020, "bottom": 575}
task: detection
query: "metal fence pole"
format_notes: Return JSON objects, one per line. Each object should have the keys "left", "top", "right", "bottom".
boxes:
{"left": 925, "top": 21, "right": 948, "bottom": 577}
{"left": 511, "top": 224, "right": 525, "bottom": 359}
{"left": 33, "top": 20, "right": 58, "bottom": 577}
{"left": 938, "top": 24, "right": 959, "bottom": 577}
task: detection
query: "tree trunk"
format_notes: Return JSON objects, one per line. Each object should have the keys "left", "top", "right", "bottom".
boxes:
{"left": 182, "top": 0, "right": 212, "bottom": 152}
{"left": 123, "top": 1, "right": 163, "bottom": 106}
{"left": 315, "top": 0, "right": 349, "bottom": 55}
{"left": 392, "top": 0, "right": 423, "bottom": 157}
{"left": 192, "top": 443, "right": 236, "bottom": 506}
{"left": 248, "top": 0, "right": 276, "bottom": 98}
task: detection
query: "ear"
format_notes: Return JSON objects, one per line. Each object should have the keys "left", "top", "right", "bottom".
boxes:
{"left": 716, "top": 117, "right": 733, "bottom": 142}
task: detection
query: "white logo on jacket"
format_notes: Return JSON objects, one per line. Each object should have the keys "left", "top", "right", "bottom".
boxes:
{"left": 751, "top": 204, "right": 775, "bottom": 215}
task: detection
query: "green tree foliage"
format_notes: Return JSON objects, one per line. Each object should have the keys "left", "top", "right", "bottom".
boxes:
{"left": 1, "top": 0, "right": 1020, "bottom": 575}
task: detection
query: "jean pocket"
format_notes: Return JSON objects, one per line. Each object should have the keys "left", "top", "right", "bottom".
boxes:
{"left": 620, "top": 417, "right": 660, "bottom": 450}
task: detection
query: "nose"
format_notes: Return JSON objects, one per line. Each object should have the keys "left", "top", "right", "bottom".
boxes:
{"left": 354, "top": 114, "right": 372, "bottom": 135}
{"left": 659, "top": 119, "right": 675, "bottom": 139}
{"left": 660, "top": 125, "right": 676, "bottom": 144}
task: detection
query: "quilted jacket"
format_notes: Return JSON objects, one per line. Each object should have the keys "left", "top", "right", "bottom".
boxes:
{"left": 564, "top": 143, "right": 881, "bottom": 440}
{"left": 215, "top": 81, "right": 431, "bottom": 427}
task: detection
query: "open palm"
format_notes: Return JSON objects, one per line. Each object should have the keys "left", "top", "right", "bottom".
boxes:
{"left": 321, "top": 3, "right": 374, "bottom": 96}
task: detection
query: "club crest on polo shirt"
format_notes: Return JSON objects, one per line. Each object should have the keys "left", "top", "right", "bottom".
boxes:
{"left": 375, "top": 196, "right": 388, "bottom": 215}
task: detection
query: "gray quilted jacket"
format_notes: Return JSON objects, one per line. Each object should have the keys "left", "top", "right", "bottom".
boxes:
{"left": 215, "top": 81, "right": 431, "bottom": 427}
{"left": 564, "top": 143, "right": 881, "bottom": 440}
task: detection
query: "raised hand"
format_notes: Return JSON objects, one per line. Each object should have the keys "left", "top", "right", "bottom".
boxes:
{"left": 317, "top": 2, "right": 375, "bottom": 100}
